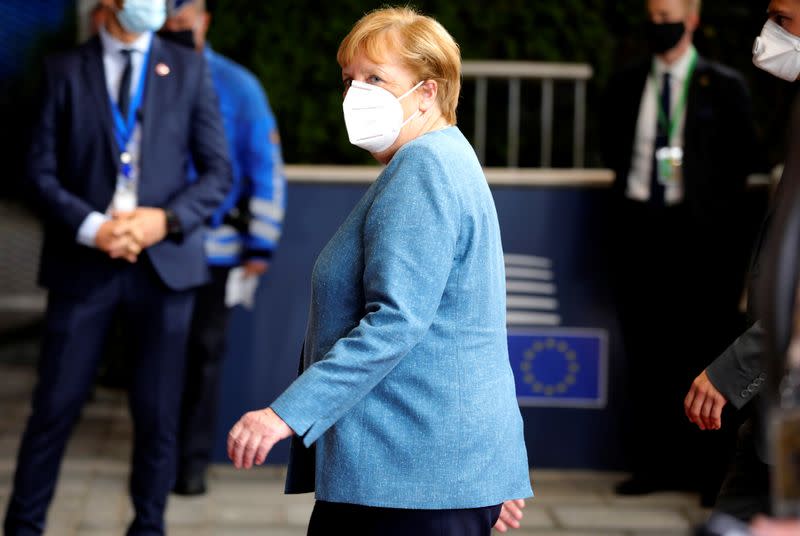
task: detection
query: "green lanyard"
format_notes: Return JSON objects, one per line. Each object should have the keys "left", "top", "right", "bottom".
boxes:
{"left": 653, "top": 48, "right": 698, "bottom": 145}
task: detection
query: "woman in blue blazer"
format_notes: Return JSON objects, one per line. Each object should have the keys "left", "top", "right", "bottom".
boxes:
{"left": 227, "top": 7, "right": 532, "bottom": 534}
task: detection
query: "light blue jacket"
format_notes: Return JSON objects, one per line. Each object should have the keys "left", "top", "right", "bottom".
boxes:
{"left": 270, "top": 126, "right": 532, "bottom": 509}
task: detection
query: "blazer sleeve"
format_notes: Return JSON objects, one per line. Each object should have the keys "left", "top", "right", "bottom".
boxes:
{"left": 27, "top": 58, "right": 97, "bottom": 233}
{"left": 706, "top": 321, "right": 767, "bottom": 409}
{"left": 165, "top": 57, "right": 232, "bottom": 233}
{"left": 270, "top": 145, "right": 460, "bottom": 447}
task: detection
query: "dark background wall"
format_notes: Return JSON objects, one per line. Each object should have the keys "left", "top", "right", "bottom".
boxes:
{"left": 0, "top": 0, "right": 797, "bottom": 193}
{"left": 203, "top": 1, "right": 796, "bottom": 167}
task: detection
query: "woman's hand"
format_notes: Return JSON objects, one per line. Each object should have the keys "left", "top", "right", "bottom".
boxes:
{"left": 494, "top": 499, "right": 525, "bottom": 532}
{"left": 227, "top": 407, "right": 294, "bottom": 469}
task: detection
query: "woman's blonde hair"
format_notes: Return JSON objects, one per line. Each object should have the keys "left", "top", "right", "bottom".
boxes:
{"left": 337, "top": 6, "right": 462, "bottom": 124}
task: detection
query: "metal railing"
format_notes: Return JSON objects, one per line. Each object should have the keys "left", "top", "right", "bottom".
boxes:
{"left": 462, "top": 61, "right": 593, "bottom": 169}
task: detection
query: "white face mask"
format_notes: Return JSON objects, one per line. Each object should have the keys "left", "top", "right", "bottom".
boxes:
{"left": 753, "top": 19, "right": 800, "bottom": 82}
{"left": 342, "top": 80, "right": 424, "bottom": 153}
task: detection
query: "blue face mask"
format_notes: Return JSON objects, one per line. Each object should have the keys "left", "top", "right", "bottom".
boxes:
{"left": 116, "top": 0, "right": 167, "bottom": 34}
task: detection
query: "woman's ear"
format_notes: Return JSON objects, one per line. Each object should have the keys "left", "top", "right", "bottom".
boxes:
{"left": 418, "top": 79, "right": 439, "bottom": 113}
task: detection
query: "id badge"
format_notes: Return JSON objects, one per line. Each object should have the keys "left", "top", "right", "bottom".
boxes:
{"left": 655, "top": 146, "right": 684, "bottom": 187}
{"left": 110, "top": 177, "right": 138, "bottom": 213}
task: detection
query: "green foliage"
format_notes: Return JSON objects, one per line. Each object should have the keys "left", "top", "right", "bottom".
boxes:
{"left": 207, "top": 1, "right": 791, "bottom": 167}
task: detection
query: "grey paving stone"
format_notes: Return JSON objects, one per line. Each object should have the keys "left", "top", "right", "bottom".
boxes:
{"left": 513, "top": 532, "right": 626, "bottom": 536}
{"left": 166, "top": 495, "right": 214, "bottom": 525}
{"left": 79, "top": 476, "right": 129, "bottom": 529}
{"left": 285, "top": 502, "right": 314, "bottom": 526}
{"left": 631, "top": 532, "right": 693, "bottom": 536}
{"left": 211, "top": 480, "right": 291, "bottom": 505}
{"left": 166, "top": 527, "right": 212, "bottom": 536}
{"left": 50, "top": 495, "right": 87, "bottom": 513}
{"left": 216, "top": 503, "right": 286, "bottom": 525}
{"left": 75, "top": 527, "right": 126, "bottom": 536}
{"left": 0, "top": 437, "right": 21, "bottom": 456}
{"left": 528, "top": 490, "right": 607, "bottom": 506}
{"left": 607, "top": 492, "right": 701, "bottom": 508}
{"left": 44, "top": 507, "right": 81, "bottom": 534}
{"left": 552, "top": 506, "right": 691, "bottom": 531}
{"left": 52, "top": 476, "right": 92, "bottom": 498}
{"left": 518, "top": 506, "right": 556, "bottom": 529}
{"left": 210, "top": 527, "right": 306, "bottom": 536}
{"left": 534, "top": 470, "right": 626, "bottom": 485}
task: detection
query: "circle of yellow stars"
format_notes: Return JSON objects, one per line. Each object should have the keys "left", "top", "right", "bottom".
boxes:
{"left": 520, "top": 338, "right": 580, "bottom": 396}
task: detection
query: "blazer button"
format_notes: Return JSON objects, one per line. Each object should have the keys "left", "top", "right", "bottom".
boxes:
{"left": 741, "top": 390, "right": 749, "bottom": 398}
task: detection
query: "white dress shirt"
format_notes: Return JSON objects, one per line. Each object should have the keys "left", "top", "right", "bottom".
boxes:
{"left": 76, "top": 27, "right": 153, "bottom": 247}
{"left": 626, "top": 45, "right": 697, "bottom": 205}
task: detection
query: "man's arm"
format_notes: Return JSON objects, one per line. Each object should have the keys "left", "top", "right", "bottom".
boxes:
{"left": 685, "top": 321, "right": 767, "bottom": 429}
{"left": 28, "top": 57, "right": 141, "bottom": 260}
{"left": 27, "top": 58, "right": 97, "bottom": 233}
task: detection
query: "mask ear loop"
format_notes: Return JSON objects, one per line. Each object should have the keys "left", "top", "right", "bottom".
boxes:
{"left": 397, "top": 80, "right": 427, "bottom": 127}
{"left": 397, "top": 80, "right": 426, "bottom": 101}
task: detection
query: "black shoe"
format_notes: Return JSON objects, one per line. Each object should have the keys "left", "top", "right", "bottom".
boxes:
{"left": 614, "top": 476, "right": 665, "bottom": 496}
{"left": 173, "top": 474, "right": 207, "bottom": 496}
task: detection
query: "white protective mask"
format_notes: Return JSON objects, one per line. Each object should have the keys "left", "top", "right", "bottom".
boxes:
{"left": 753, "top": 19, "right": 800, "bottom": 82}
{"left": 342, "top": 80, "right": 424, "bottom": 153}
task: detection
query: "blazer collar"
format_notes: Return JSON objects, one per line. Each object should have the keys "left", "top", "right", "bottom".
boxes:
{"left": 82, "top": 36, "right": 118, "bottom": 168}
{"left": 138, "top": 35, "right": 168, "bottom": 199}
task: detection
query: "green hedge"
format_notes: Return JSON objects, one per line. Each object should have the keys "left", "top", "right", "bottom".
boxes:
{"left": 207, "top": 2, "right": 791, "bottom": 167}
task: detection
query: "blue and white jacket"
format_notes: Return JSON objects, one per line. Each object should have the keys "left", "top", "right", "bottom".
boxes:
{"left": 192, "top": 46, "right": 286, "bottom": 266}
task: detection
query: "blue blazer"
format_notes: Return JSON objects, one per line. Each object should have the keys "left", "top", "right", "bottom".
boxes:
{"left": 28, "top": 35, "right": 231, "bottom": 293}
{"left": 271, "top": 127, "right": 532, "bottom": 509}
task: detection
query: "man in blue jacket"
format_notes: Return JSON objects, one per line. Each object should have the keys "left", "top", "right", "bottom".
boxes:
{"left": 3, "top": 0, "right": 231, "bottom": 534}
{"left": 160, "top": 0, "right": 286, "bottom": 496}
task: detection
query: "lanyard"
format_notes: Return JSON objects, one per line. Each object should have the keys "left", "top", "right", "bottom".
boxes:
{"left": 109, "top": 44, "right": 151, "bottom": 179}
{"left": 653, "top": 48, "right": 698, "bottom": 145}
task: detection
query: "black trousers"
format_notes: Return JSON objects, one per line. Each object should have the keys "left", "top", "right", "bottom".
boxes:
{"left": 176, "top": 266, "right": 232, "bottom": 480}
{"left": 4, "top": 258, "right": 194, "bottom": 536}
{"left": 612, "top": 200, "right": 743, "bottom": 497}
{"left": 307, "top": 501, "right": 502, "bottom": 536}
{"left": 715, "top": 418, "right": 771, "bottom": 521}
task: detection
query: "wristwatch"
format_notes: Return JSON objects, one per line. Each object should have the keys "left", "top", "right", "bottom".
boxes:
{"left": 164, "top": 209, "right": 184, "bottom": 243}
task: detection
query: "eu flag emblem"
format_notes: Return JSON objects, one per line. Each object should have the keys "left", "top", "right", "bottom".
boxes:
{"left": 508, "top": 329, "right": 608, "bottom": 408}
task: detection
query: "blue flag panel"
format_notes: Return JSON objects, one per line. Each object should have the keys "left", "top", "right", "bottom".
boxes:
{"left": 508, "top": 329, "right": 608, "bottom": 408}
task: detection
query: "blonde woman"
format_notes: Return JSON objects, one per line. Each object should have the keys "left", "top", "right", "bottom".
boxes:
{"left": 227, "top": 7, "right": 532, "bottom": 534}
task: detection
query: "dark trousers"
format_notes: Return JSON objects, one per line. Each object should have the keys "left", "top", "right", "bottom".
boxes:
{"left": 715, "top": 418, "right": 771, "bottom": 521}
{"left": 176, "top": 266, "right": 232, "bottom": 480}
{"left": 612, "top": 200, "right": 743, "bottom": 498}
{"left": 307, "top": 501, "right": 503, "bottom": 536}
{"left": 3, "top": 258, "right": 195, "bottom": 536}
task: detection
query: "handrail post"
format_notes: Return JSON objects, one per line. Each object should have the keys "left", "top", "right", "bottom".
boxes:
{"left": 507, "top": 78, "right": 521, "bottom": 168}
{"left": 474, "top": 77, "right": 488, "bottom": 165}
{"left": 540, "top": 79, "right": 554, "bottom": 168}
{"left": 573, "top": 80, "right": 586, "bottom": 168}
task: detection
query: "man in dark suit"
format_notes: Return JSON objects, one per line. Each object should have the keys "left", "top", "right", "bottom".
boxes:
{"left": 601, "top": 0, "right": 758, "bottom": 502}
{"left": 684, "top": 1, "right": 800, "bottom": 521}
{"left": 3, "top": 0, "right": 231, "bottom": 534}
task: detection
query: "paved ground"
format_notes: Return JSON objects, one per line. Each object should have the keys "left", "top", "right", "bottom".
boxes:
{"left": 0, "top": 362, "right": 712, "bottom": 536}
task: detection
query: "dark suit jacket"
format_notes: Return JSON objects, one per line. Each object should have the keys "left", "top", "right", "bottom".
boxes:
{"left": 602, "top": 53, "right": 759, "bottom": 331}
{"left": 28, "top": 35, "right": 231, "bottom": 294}
{"left": 703, "top": 95, "right": 800, "bottom": 465}
{"left": 602, "top": 54, "right": 756, "bottom": 222}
